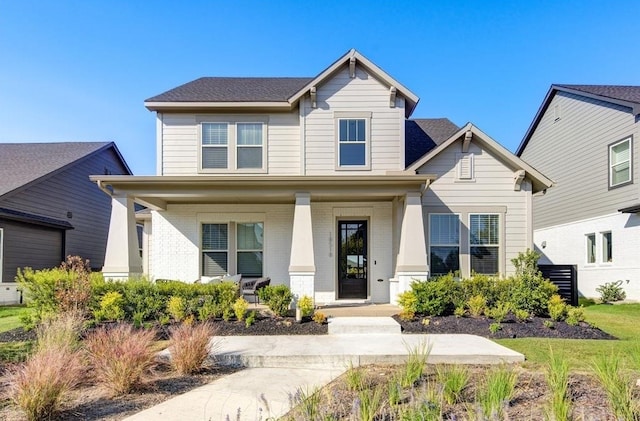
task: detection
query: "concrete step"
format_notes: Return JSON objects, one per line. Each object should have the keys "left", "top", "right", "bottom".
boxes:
{"left": 328, "top": 316, "right": 401, "bottom": 335}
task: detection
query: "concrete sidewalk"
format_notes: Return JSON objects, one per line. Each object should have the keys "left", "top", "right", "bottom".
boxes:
{"left": 125, "top": 318, "right": 524, "bottom": 421}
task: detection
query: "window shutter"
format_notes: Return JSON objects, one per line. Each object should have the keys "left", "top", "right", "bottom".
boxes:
{"left": 456, "top": 153, "right": 473, "bottom": 180}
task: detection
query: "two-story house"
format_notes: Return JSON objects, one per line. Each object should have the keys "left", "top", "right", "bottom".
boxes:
{"left": 517, "top": 85, "right": 640, "bottom": 301}
{"left": 92, "top": 50, "right": 552, "bottom": 305}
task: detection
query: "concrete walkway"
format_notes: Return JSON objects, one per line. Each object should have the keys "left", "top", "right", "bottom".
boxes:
{"left": 125, "top": 317, "right": 524, "bottom": 421}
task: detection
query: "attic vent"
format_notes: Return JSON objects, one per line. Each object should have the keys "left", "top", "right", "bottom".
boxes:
{"left": 456, "top": 153, "right": 474, "bottom": 180}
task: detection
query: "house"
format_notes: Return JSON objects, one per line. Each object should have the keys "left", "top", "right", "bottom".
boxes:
{"left": 92, "top": 49, "right": 552, "bottom": 305}
{"left": 0, "top": 142, "right": 131, "bottom": 302}
{"left": 517, "top": 85, "right": 640, "bottom": 301}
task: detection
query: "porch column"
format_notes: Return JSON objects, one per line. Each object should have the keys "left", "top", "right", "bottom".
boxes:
{"left": 102, "top": 195, "right": 143, "bottom": 279}
{"left": 391, "top": 191, "right": 428, "bottom": 304}
{"left": 289, "top": 192, "right": 315, "bottom": 301}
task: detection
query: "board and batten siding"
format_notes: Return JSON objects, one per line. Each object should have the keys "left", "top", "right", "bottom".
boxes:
{"left": 160, "top": 112, "right": 301, "bottom": 175}
{"left": 0, "top": 147, "right": 129, "bottom": 271}
{"left": 417, "top": 141, "right": 533, "bottom": 277}
{"left": 520, "top": 92, "right": 640, "bottom": 229}
{"left": 303, "top": 66, "right": 405, "bottom": 175}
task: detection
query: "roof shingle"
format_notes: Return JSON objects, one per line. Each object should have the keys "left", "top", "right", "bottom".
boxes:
{"left": 556, "top": 85, "right": 640, "bottom": 105}
{"left": 405, "top": 118, "right": 459, "bottom": 167}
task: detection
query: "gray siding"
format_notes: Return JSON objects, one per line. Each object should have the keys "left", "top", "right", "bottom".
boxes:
{"left": 0, "top": 147, "right": 129, "bottom": 271}
{"left": 520, "top": 92, "right": 640, "bottom": 229}
{"left": 0, "top": 219, "right": 63, "bottom": 282}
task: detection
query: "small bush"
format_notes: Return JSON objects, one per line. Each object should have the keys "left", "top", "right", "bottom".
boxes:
{"left": 454, "top": 305, "right": 466, "bottom": 318}
{"left": 514, "top": 309, "right": 530, "bottom": 323}
{"left": 467, "top": 294, "right": 487, "bottom": 317}
{"left": 245, "top": 310, "right": 256, "bottom": 327}
{"left": 411, "top": 275, "right": 461, "bottom": 316}
{"left": 169, "top": 322, "right": 216, "bottom": 375}
{"left": 93, "top": 291, "right": 125, "bottom": 322}
{"left": 312, "top": 311, "right": 327, "bottom": 324}
{"left": 233, "top": 297, "right": 249, "bottom": 321}
{"left": 8, "top": 347, "right": 83, "bottom": 421}
{"left": 258, "top": 285, "right": 293, "bottom": 317}
{"left": 397, "top": 290, "right": 418, "bottom": 317}
{"left": 509, "top": 273, "right": 558, "bottom": 316}
{"left": 166, "top": 295, "right": 187, "bottom": 322}
{"left": 398, "top": 310, "right": 415, "bottom": 321}
{"left": 486, "top": 302, "right": 510, "bottom": 323}
{"left": 566, "top": 306, "right": 586, "bottom": 326}
{"left": 596, "top": 280, "right": 626, "bottom": 303}
{"left": 297, "top": 295, "right": 314, "bottom": 317}
{"left": 543, "top": 320, "right": 554, "bottom": 329}
{"left": 548, "top": 294, "right": 568, "bottom": 321}
{"left": 489, "top": 322, "right": 502, "bottom": 334}
{"left": 84, "top": 324, "right": 157, "bottom": 396}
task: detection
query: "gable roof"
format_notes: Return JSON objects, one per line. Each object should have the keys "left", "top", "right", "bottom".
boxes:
{"left": 407, "top": 123, "right": 554, "bottom": 193}
{"left": 145, "top": 49, "right": 420, "bottom": 117}
{"left": 0, "top": 142, "right": 131, "bottom": 198}
{"left": 405, "top": 118, "right": 459, "bottom": 167}
{"left": 516, "top": 84, "right": 640, "bottom": 156}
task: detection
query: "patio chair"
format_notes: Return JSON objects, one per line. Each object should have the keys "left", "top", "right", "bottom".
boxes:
{"left": 241, "top": 277, "right": 271, "bottom": 305}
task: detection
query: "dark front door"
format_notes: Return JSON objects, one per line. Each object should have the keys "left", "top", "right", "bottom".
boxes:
{"left": 337, "top": 220, "right": 367, "bottom": 299}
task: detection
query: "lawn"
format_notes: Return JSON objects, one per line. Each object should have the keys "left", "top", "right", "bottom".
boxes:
{"left": 0, "top": 305, "right": 31, "bottom": 333}
{"left": 496, "top": 303, "right": 640, "bottom": 371}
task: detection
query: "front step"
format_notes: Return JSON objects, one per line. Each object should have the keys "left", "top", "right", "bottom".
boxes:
{"left": 328, "top": 316, "right": 401, "bottom": 335}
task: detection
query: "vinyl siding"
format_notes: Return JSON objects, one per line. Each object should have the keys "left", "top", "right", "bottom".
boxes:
{"left": 161, "top": 112, "right": 301, "bottom": 175}
{"left": 0, "top": 147, "right": 129, "bottom": 270}
{"left": 303, "top": 66, "right": 404, "bottom": 175}
{"left": 520, "top": 92, "right": 640, "bottom": 229}
{"left": 417, "top": 141, "right": 532, "bottom": 277}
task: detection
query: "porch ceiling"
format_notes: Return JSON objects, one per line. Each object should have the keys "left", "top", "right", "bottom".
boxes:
{"left": 90, "top": 175, "right": 434, "bottom": 209}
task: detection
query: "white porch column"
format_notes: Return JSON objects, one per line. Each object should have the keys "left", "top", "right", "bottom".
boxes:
{"left": 289, "top": 193, "right": 315, "bottom": 301}
{"left": 391, "top": 191, "right": 429, "bottom": 304}
{"left": 102, "top": 195, "right": 143, "bottom": 279}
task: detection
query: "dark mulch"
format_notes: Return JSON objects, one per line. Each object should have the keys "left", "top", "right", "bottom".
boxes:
{"left": 0, "top": 327, "right": 35, "bottom": 343}
{"left": 393, "top": 313, "right": 616, "bottom": 340}
{"left": 212, "top": 315, "right": 327, "bottom": 336}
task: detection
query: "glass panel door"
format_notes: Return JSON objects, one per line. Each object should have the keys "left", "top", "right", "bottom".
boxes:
{"left": 337, "top": 220, "right": 367, "bottom": 299}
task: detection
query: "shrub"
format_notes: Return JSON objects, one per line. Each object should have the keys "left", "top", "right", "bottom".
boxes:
{"left": 489, "top": 322, "right": 502, "bottom": 334}
{"left": 93, "top": 291, "right": 125, "bottom": 322}
{"left": 509, "top": 273, "right": 558, "bottom": 316}
{"left": 467, "top": 294, "right": 487, "bottom": 317}
{"left": 7, "top": 347, "right": 83, "bottom": 421}
{"left": 35, "top": 311, "right": 84, "bottom": 353}
{"left": 233, "top": 297, "right": 249, "bottom": 321}
{"left": 55, "top": 256, "right": 92, "bottom": 315}
{"left": 543, "top": 320, "right": 554, "bottom": 329}
{"left": 548, "top": 294, "right": 567, "bottom": 321}
{"left": 166, "top": 295, "right": 187, "bottom": 322}
{"left": 566, "top": 306, "right": 586, "bottom": 326}
{"left": 514, "top": 309, "right": 530, "bottom": 323}
{"left": 297, "top": 295, "right": 314, "bottom": 317}
{"left": 258, "top": 285, "right": 293, "bottom": 317}
{"left": 461, "top": 274, "right": 502, "bottom": 307}
{"left": 84, "top": 324, "right": 157, "bottom": 396}
{"left": 486, "top": 302, "right": 510, "bottom": 323}
{"left": 411, "top": 275, "right": 461, "bottom": 316}
{"left": 397, "top": 290, "right": 417, "bottom": 318}
{"left": 454, "top": 305, "right": 466, "bottom": 317}
{"left": 245, "top": 310, "right": 256, "bottom": 327}
{"left": 596, "top": 280, "right": 626, "bottom": 303}
{"left": 119, "top": 279, "right": 165, "bottom": 323}
{"left": 312, "top": 311, "right": 327, "bottom": 324}
{"left": 169, "top": 322, "right": 216, "bottom": 375}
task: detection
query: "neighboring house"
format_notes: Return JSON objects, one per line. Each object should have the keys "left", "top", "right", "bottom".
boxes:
{"left": 517, "top": 85, "right": 640, "bottom": 301}
{"left": 93, "top": 49, "right": 551, "bottom": 305}
{"left": 0, "top": 142, "right": 131, "bottom": 302}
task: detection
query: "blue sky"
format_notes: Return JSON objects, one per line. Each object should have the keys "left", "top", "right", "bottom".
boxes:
{"left": 0, "top": 1, "right": 637, "bottom": 175}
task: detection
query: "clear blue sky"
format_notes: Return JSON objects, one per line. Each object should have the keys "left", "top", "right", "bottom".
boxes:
{"left": 1, "top": 1, "right": 637, "bottom": 175}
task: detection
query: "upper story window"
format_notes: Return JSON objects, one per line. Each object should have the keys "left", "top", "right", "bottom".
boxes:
{"left": 609, "top": 137, "right": 632, "bottom": 188}
{"left": 335, "top": 112, "right": 371, "bottom": 170}
{"left": 199, "top": 116, "right": 267, "bottom": 173}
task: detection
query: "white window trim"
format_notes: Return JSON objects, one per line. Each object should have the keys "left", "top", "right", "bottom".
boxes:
{"left": 200, "top": 219, "right": 265, "bottom": 277}
{"left": 468, "top": 213, "right": 501, "bottom": 275}
{"left": 236, "top": 222, "right": 264, "bottom": 278}
{"left": 601, "top": 231, "right": 613, "bottom": 264}
{"left": 201, "top": 223, "right": 229, "bottom": 277}
{"left": 428, "top": 213, "right": 461, "bottom": 276}
{"left": 585, "top": 233, "right": 596, "bottom": 265}
{"left": 197, "top": 115, "right": 268, "bottom": 174}
{"left": 334, "top": 111, "right": 372, "bottom": 171}
{"left": 608, "top": 137, "right": 632, "bottom": 188}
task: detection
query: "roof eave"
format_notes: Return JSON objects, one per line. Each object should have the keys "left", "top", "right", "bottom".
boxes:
{"left": 144, "top": 101, "right": 294, "bottom": 112}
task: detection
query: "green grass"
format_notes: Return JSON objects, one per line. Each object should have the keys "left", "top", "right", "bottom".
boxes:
{"left": 0, "top": 305, "right": 32, "bottom": 333}
{"left": 496, "top": 304, "right": 640, "bottom": 371}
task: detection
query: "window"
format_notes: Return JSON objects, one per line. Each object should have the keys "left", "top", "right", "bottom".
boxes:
{"left": 586, "top": 233, "right": 596, "bottom": 264}
{"left": 201, "top": 123, "right": 228, "bottom": 169}
{"left": 602, "top": 232, "right": 612, "bottom": 263}
{"left": 237, "top": 123, "right": 263, "bottom": 169}
{"left": 237, "top": 222, "right": 263, "bottom": 277}
{"left": 429, "top": 214, "right": 460, "bottom": 276}
{"left": 609, "top": 138, "right": 632, "bottom": 187}
{"left": 469, "top": 214, "right": 500, "bottom": 274}
{"left": 202, "top": 224, "right": 228, "bottom": 276}
{"left": 338, "top": 119, "right": 366, "bottom": 166}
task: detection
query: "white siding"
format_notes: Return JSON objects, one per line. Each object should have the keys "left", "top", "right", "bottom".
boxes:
{"left": 520, "top": 92, "right": 640, "bottom": 229}
{"left": 418, "top": 141, "right": 532, "bottom": 277}
{"left": 161, "top": 113, "right": 301, "bottom": 175}
{"left": 304, "top": 66, "right": 405, "bottom": 175}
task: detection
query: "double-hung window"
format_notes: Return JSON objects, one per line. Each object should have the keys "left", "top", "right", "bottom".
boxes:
{"left": 602, "top": 231, "right": 612, "bottom": 263}
{"left": 429, "top": 214, "right": 460, "bottom": 276}
{"left": 469, "top": 214, "right": 500, "bottom": 274}
{"left": 237, "top": 123, "right": 263, "bottom": 169}
{"left": 200, "top": 118, "right": 266, "bottom": 172}
{"left": 237, "top": 222, "right": 263, "bottom": 277}
{"left": 202, "top": 224, "right": 228, "bottom": 276}
{"left": 586, "top": 233, "right": 596, "bottom": 264}
{"left": 335, "top": 112, "right": 371, "bottom": 169}
{"left": 609, "top": 137, "right": 632, "bottom": 188}
{"left": 201, "top": 222, "right": 263, "bottom": 277}
{"left": 201, "top": 123, "right": 228, "bottom": 169}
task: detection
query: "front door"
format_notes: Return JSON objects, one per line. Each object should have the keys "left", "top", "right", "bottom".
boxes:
{"left": 337, "top": 220, "right": 367, "bottom": 299}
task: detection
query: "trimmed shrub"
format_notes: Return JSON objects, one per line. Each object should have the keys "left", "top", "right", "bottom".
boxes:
{"left": 258, "top": 285, "right": 293, "bottom": 317}
{"left": 566, "top": 306, "right": 586, "bottom": 326}
{"left": 233, "top": 297, "right": 249, "bottom": 321}
{"left": 411, "top": 275, "right": 461, "bottom": 316}
{"left": 312, "top": 311, "right": 327, "bottom": 324}
{"left": 467, "top": 294, "right": 487, "bottom": 317}
{"left": 169, "top": 322, "right": 216, "bottom": 375}
{"left": 297, "top": 295, "right": 314, "bottom": 317}
{"left": 596, "top": 281, "right": 626, "bottom": 303}
{"left": 93, "top": 291, "right": 125, "bottom": 322}
{"left": 514, "top": 309, "right": 530, "bottom": 323}
{"left": 548, "top": 294, "right": 567, "bottom": 321}
{"left": 167, "top": 295, "right": 187, "bottom": 322}
{"left": 486, "top": 302, "right": 510, "bottom": 323}
{"left": 509, "top": 273, "right": 558, "bottom": 316}
{"left": 84, "top": 324, "right": 157, "bottom": 396}
{"left": 397, "top": 290, "right": 418, "bottom": 319}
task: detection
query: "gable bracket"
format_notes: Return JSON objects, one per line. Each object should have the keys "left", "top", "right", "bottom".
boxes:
{"left": 514, "top": 170, "right": 525, "bottom": 191}
{"left": 389, "top": 86, "right": 397, "bottom": 108}
{"left": 462, "top": 130, "right": 472, "bottom": 152}
{"left": 310, "top": 86, "right": 317, "bottom": 108}
{"left": 349, "top": 57, "right": 356, "bottom": 78}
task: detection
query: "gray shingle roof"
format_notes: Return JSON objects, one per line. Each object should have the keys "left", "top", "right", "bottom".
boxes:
{"left": 146, "top": 77, "right": 314, "bottom": 103}
{"left": 405, "top": 118, "right": 459, "bottom": 167}
{"left": 0, "top": 142, "right": 113, "bottom": 197}
{"left": 556, "top": 84, "right": 640, "bottom": 104}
